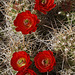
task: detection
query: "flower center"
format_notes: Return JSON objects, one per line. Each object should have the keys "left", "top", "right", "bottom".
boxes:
{"left": 42, "top": 59, "right": 50, "bottom": 66}
{"left": 25, "top": 73, "right": 31, "bottom": 75}
{"left": 41, "top": 0, "right": 47, "bottom": 4}
{"left": 24, "top": 19, "right": 29, "bottom": 25}
{"left": 17, "top": 58, "right": 26, "bottom": 67}
{"left": 25, "top": 19, "right": 29, "bottom": 23}
{"left": 24, "top": 19, "right": 32, "bottom": 28}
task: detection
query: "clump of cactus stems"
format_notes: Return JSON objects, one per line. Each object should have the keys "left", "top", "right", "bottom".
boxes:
{"left": 0, "top": 0, "right": 48, "bottom": 75}
{"left": 51, "top": 25, "right": 75, "bottom": 75}
{"left": 0, "top": 0, "right": 75, "bottom": 75}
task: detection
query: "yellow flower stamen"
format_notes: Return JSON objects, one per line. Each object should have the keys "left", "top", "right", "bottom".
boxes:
{"left": 17, "top": 58, "right": 26, "bottom": 67}
{"left": 41, "top": 0, "right": 46, "bottom": 4}
{"left": 25, "top": 73, "right": 31, "bottom": 75}
{"left": 24, "top": 19, "right": 32, "bottom": 28}
{"left": 42, "top": 58, "right": 50, "bottom": 66}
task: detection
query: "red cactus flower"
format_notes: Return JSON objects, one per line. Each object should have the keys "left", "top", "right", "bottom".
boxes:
{"left": 14, "top": 10, "right": 40, "bottom": 34}
{"left": 34, "top": 50, "right": 56, "bottom": 73}
{"left": 16, "top": 68, "right": 37, "bottom": 75}
{"left": 34, "top": 0, "right": 56, "bottom": 14}
{"left": 11, "top": 51, "right": 32, "bottom": 71}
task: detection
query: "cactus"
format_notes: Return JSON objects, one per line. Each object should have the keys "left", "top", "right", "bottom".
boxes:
{"left": 0, "top": 0, "right": 75, "bottom": 75}
{"left": 51, "top": 25, "right": 75, "bottom": 75}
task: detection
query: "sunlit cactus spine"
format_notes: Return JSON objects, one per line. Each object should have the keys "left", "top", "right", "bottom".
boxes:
{"left": 51, "top": 25, "right": 75, "bottom": 74}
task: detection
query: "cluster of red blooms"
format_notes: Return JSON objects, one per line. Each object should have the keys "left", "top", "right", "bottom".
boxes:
{"left": 14, "top": 0, "right": 56, "bottom": 34}
{"left": 11, "top": 0, "right": 56, "bottom": 74}
{"left": 11, "top": 50, "right": 56, "bottom": 75}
